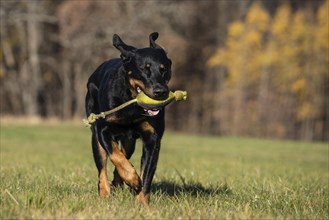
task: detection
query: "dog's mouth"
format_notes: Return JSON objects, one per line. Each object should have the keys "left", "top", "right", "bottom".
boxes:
{"left": 145, "top": 109, "right": 160, "bottom": 116}
{"left": 136, "top": 86, "right": 161, "bottom": 117}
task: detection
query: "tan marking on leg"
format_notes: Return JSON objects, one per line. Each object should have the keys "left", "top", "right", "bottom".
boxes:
{"left": 135, "top": 189, "right": 150, "bottom": 206}
{"left": 140, "top": 121, "right": 155, "bottom": 134}
{"left": 109, "top": 141, "right": 141, "bottom": 192}
{"left": 97, "top": 141, "right": 111, "bottom": 198}
{"left": 112, "top": 139, "right": 136, "bottom": 187}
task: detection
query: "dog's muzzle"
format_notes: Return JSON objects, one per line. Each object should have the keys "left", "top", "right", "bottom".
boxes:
{"left": 136, "top": 86, "right": 162, "bottom": 117}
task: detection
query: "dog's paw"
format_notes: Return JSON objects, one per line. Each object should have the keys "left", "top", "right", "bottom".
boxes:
{"left": 135, "top": 191, "right": 150, "bottom": 206}
{"left": 99, "top": 182, "right": 111, "bottom": 198}
{"left": 125, "top": 170, "right": 142, "bottom": 192}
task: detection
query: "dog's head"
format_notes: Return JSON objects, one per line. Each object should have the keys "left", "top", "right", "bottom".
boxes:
{"left": 113, "top": 32, "right": 172, "bottom": 101}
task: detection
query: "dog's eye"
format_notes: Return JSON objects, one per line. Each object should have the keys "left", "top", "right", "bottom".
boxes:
{"left": 159, "top": 64, "right": 166, "bottom": 75}
{"left": 145, "top": 63, "right": 151, "bottom": 69}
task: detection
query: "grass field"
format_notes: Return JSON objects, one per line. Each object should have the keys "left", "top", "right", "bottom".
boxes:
{"left": 0, "top": 123, "right": 328, "bottom": 219}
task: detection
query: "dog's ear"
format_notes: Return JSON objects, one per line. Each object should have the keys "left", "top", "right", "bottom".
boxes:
{"left": 113, "top": 34, "right": 136, "bottom": 60}
{"left": 149, "top": 32, "right": 162, "bottom": 49}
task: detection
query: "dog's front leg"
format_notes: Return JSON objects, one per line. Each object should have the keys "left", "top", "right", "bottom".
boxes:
{"left": 136, "top": 121, "right": 163, "bottom": 205}
{"left": 98, "top": 126, "right": 142, "bottom": 193}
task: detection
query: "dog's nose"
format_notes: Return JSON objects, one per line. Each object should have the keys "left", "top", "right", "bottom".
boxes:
{"left": 153, "top": 84, "right": 169, "bottom": 100}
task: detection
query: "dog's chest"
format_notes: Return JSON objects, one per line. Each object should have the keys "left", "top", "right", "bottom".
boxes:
{"left": 108, "top": 123, "right": 142, "bottom": 141}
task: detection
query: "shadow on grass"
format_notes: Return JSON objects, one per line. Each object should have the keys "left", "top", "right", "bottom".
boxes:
{"left": 152, "top": 180, "right": 232, "bottom": 197}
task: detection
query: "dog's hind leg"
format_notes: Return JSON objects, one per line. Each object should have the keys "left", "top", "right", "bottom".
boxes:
{"left": 112, "top": 139, "right": 136, "bottom": 187}
{"left": 97, "top": 127, "right": 141, "bottom": 193}
{"left": 92, "top": 128, "right": 111, "bottom": 198}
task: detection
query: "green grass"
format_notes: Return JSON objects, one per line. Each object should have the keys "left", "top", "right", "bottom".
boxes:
{"left": 0, "top": 123, "right": 328, "bottom": 219}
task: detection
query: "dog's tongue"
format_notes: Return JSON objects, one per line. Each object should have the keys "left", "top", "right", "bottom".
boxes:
{"left": 146, "top": 109, "right": 160, "bottom": 116}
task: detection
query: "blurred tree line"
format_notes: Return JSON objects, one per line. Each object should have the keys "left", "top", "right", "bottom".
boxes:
{"left": 0, "top": 0, "right": 328, "bottom": 141}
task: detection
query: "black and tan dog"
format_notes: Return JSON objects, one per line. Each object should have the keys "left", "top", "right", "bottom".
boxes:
{"left": 85, "top": 32, "right": 172, "bottom": 205}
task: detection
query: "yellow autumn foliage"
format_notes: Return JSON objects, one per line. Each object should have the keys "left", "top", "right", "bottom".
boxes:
{"left": 317, "top": 1, "right": 329, "bottom": 51}
{"left": 207, "top": 48, "right": 225, "bottom": 67}
{"left": 298, "top": 103, "right": 315, "bottom": 119}
{"left": 246, "top": 3, "right": 270, "bottom": 32}
{"left": 272, "top": 4, "right": 291, "bottom": 36}
{"left": 208, "top": 2, "right": 328, "bottom": 139}
{"left": 245, "top": 30, "right": 262, "bottom": 46}
{"left": 292, "top": 78, "right": 306, "bottom": 93}
{"left": 228, "top": 21, "right": 244, "bottom": 38}
{"left": 291, "top": 11, "right": 307, "bottom": 40}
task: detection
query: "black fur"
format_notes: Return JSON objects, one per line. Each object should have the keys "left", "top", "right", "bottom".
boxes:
{"left": 85, "top": 32, "right": 172, "bottom": 203}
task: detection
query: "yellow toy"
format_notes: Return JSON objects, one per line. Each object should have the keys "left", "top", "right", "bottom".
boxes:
{"left": 83, "top": 90, "right": 187, "bottom": 127}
